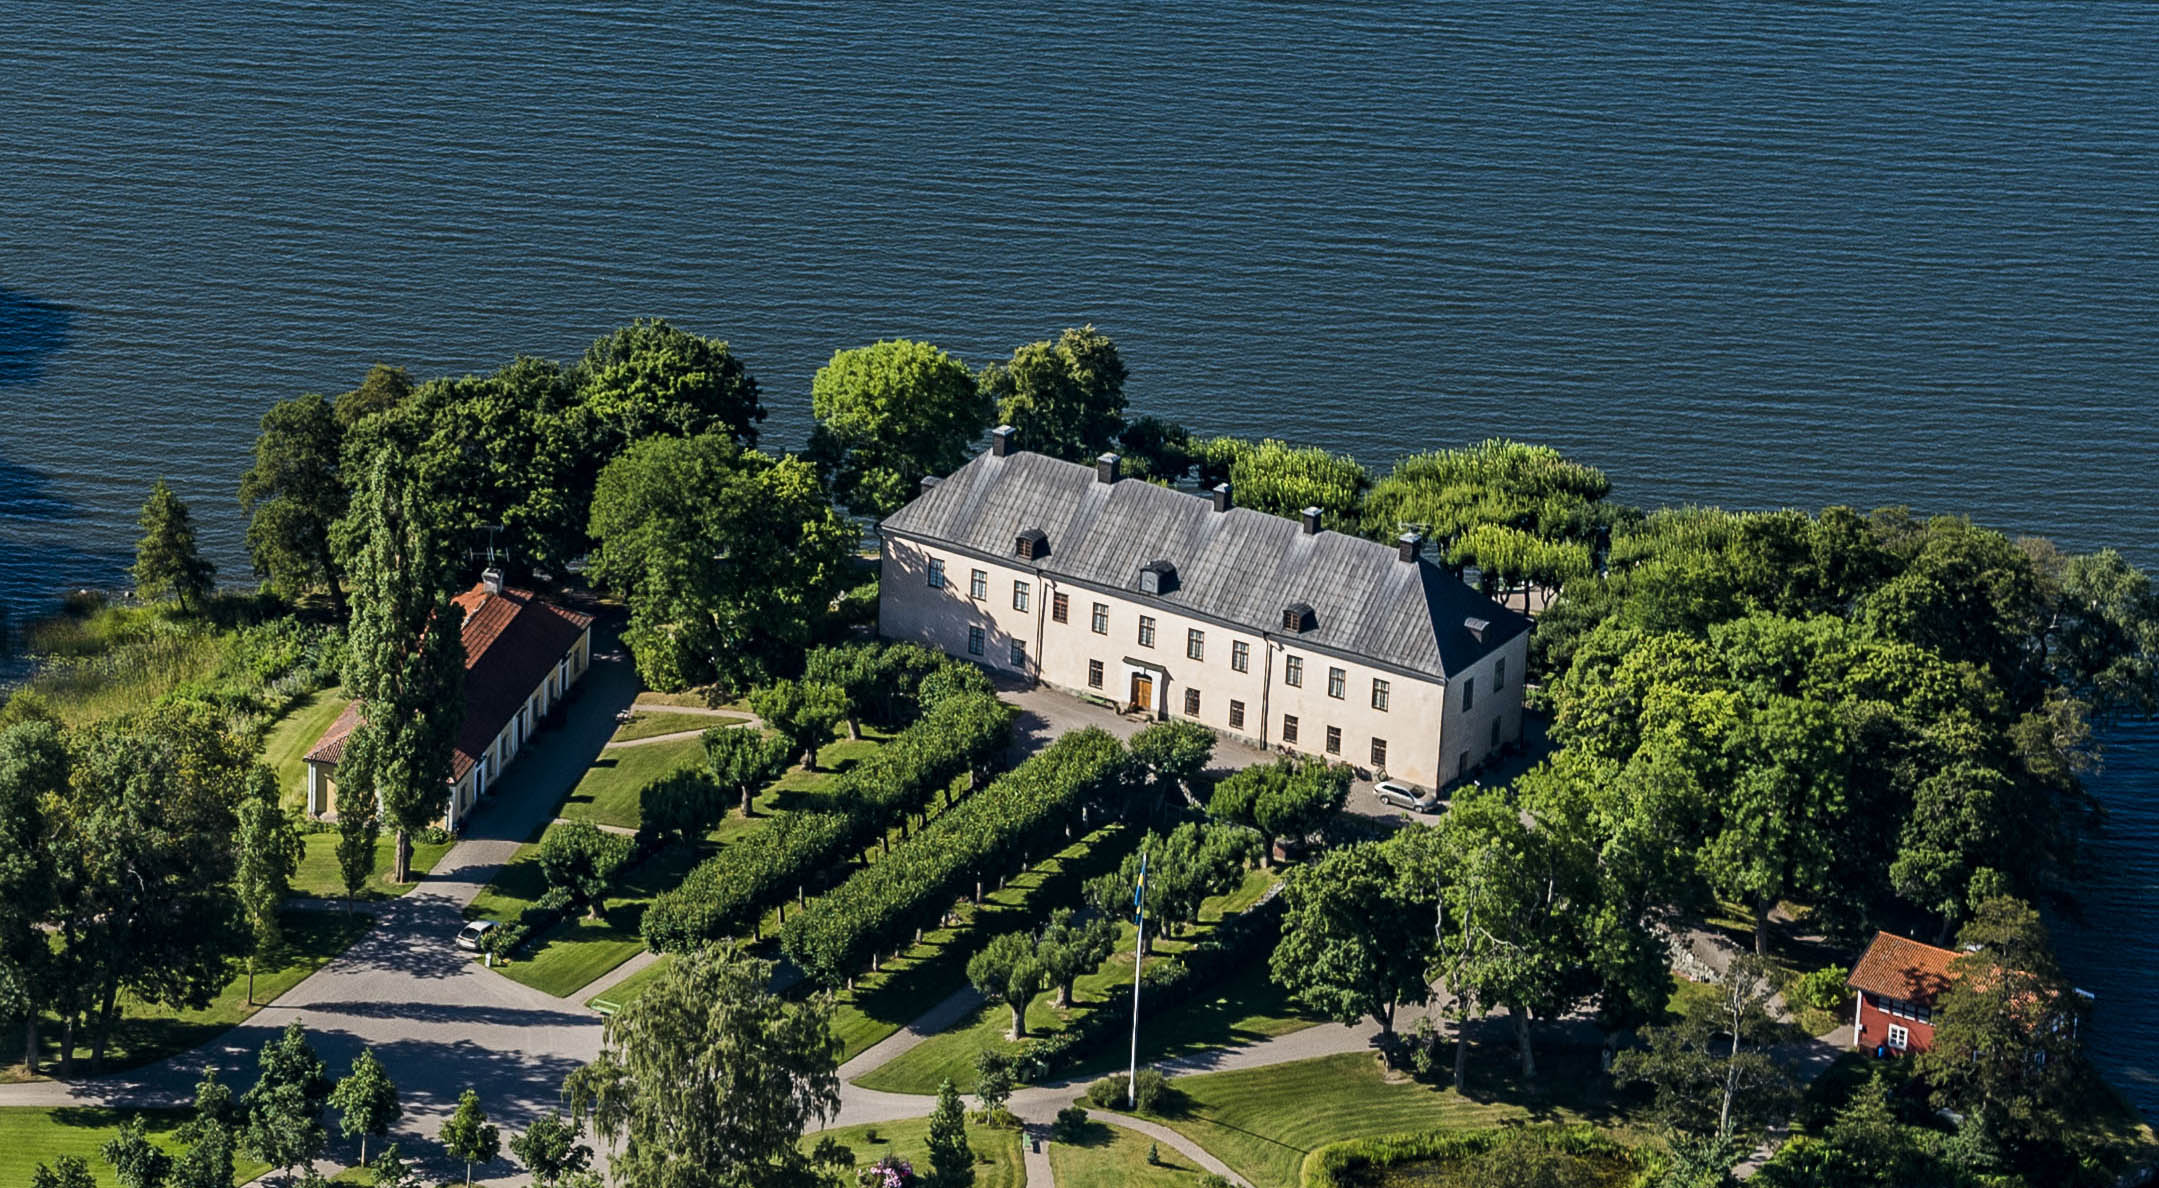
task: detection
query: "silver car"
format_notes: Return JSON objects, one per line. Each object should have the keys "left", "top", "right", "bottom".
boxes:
{"left": 1374, "top": 780, "right": 1440, "bottom": 813}
{"left": 456, "top": 920, "right": 498, "bottom": 952}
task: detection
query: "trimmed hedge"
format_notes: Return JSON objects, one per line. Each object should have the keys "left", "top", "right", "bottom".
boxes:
{"left": 1301, "top": 1124, "right": 1659, "bottom": 1188}
{"left": 641, "top": 690, "right": 1012, "bottom": 954}
{"left": 781, "top": 728, "right": 1130, "bottom": 986}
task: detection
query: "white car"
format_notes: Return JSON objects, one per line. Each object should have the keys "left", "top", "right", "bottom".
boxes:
{"left": 456, "top": 920, "right": 498, "bottom": 952}
{"left": 1374, "top": 781, "right": 1440, "bottom": 813}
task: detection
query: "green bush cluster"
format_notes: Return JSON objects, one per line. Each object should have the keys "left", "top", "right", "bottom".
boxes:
{"left": 1301, "top": 1124, "right": 1654, "bottom": 1188}
{"left": 780, "top": 728, "right": 1130, "bottom": 986}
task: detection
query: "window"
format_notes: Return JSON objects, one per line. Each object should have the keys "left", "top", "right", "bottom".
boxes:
{"left": 1327, "top": 666, "right": 1345, "bottom": 699}
{"left": 967, "top": 626, "right": 985, "bottom": 656}
{"left": 1285, "top": 655, "right": 1303, "bottom": 687}
{"left": 1494, "top": 656, "right": 1506, "bottom": 692}
{"left": 1231, "top": 640, "right": 1250, "bottom": 673}
{"left": 1010, "top": 639, "right": 1026, "bottom": 667}
{"left": 928, "top": 558, "right": 946, "bottom": 588}
{"left": 1371, "top": 737, "right": 1388, "bottom": 768}
{"left": 1183, "top": 688, "right": 1200, "bottom": 716}
{"left": 1012, "top": 580, "right": 1030, "bottom": 612}
{"left": 1282, "top": 714, "right": 1299, "bottom": 744}
{"left": 1052, "top": 592, "right": 1069, "bottom": 623}
{"left": 1461, "top": 677, "right": 1475, "bottom": 711}
{"left": 1138, "top": 616, "right": 1156, "bottom": 648}
{"left": 969, "top": 568, "right": 988, "bottom": 599}
{"left": 1091, "top": 602, "right": 1109, "bottom": 634}
{"left": 1371, "top": 678, "right": 1390, "bottom": 711}
{"left": 1325, "top": 725, "right": 1341, "bottom": 754}
{"left": 1088, "top": 659, "right": 1104, "bottom": 688}
{"left": 1187, "top": 629, "right": 1204, "bottom": 661}
{"left": 1229, "top": 699, "right": 1245, "bottom": 730}
{"left": 1886, "top": 1024, "right": 1910, "bottom": 1051}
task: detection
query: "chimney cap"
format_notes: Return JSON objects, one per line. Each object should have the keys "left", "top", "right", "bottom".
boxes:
{"left": 481, "top": 566, "right": 505, "bottom": 595}
{"left": 989, "top": 425, "right": 1016, "bottom": 456}
{"left": 1211, "top": 483, "right": 1232, "bottom": 512}
{"left": 1397, "top": 532, "right": 1422, "bottom": 562}
{"left": 1300, "top": 507, "right": 1323, "bottom": 535}
{"left": 1096, "top": 453, "right": 1120, "bottom": 483}
{"left": 919, "top": 475, "right": 942, "bottom": 493}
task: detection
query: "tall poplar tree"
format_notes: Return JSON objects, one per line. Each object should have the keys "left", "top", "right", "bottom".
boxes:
{"left": 0, "top": 721, "right": 62, "bottom": 1073}
{"left": 234, "top": 766, "right": 300, "bottom": 1005}
{"left": 133, "top": 479, "right": 217, "bottom": 613}
{"left": 337, "top": 452, "right": 466, "bottom": 883}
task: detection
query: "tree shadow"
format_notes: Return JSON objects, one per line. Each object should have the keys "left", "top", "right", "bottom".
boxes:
{"left": 0, "top": 286, "right": 74, "bottom": 388}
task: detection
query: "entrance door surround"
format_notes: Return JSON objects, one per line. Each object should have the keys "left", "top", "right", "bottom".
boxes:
{"left": 1130, "top": 673, "right": 1155, "bottom": 715}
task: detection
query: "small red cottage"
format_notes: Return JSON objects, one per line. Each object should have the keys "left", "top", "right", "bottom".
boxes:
{"left": 1847, "top": 931, "right": 1958, "bottom": 1055}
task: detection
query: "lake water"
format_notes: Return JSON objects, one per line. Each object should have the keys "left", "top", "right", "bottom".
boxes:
{"left": 3, "top": 0, "right": 2156, "bottom": 1110}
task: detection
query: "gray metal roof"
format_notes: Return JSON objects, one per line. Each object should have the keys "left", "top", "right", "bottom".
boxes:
{"left": 881, "top": 450, "right": 1530, "bottom": 681}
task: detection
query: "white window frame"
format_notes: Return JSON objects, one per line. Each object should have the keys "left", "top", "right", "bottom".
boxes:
{"left": 928, "top": 558, "right": 946, "bottom": 588}
{"left": 1231, "top": 640, "right": 1249, "bottom": 673}
{"left": 1012, "top": 580, "right": 1030, "bottom": 612}
{"left": 1186, "top": 629, "right": 1204, "bottom": 661}
{"left": 1886, "top": 1024, "right": 1910, "bottom": 1051}
{"left": 969, "top": 568, "right": 988, "bottom": 599}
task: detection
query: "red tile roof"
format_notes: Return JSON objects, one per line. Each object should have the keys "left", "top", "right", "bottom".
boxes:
{"left": 1848, "top": 931, "right": 1960, "bottom": 1004}
{"left": 304, "top": 582, "right": 595, "bottom": 784}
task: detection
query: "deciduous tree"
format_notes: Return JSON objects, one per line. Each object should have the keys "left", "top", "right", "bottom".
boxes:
{"left": 575, "top": 318, "right": 765, "bottom": 449}
{"left": 1086, "top": 822, "right": 1255, "bottom": 953}
{"left": 336, "top": 788, "right": 379, "bottom": 904}
{"left": 978, "top": 326, "right": 1127, "bottom": 463}
{"left": 1268, "top": 840, "right": 1433, "bottom": 1053}
{"left": 749, "top": 680, "right": 849, "bottom": 771}
{"left": 133, "top": 480, "right": 216, "bottom": 613}
{"left": 0, "top": 721, "right": 62, "bottom": 1073}
{"left": 239, "top": 392, "right": 351, "bottom": 615}
{"left": 440, "top": 1088, "right": 501, "bottom": 1187}
{"left": 538, "top": 821, "right": 634, "bottom": 920}
{"left": 1611, "top": 955, "right": 1792, "bottom": 1143}
{"left": 328, "top": 1047, "right": 401, "bottom": 1168}
{"left": 235, "top": 766, "right": 300, "bottom": 1005}
{"left": 1127, "top": 719, "right": 1216, "bottom": 805}
{"left": 807, "top": 339, "right": 991, "bottom": 516}
{"left": 1035, "top": 908, "right": 1118, "bottom": 1008}
{"left": 1192, "top": 437, "right": 1368, "bottom": 522}
{"left": 967, "top": 931, "right": 1045, "bottom": 1039}
{"left": 241, "top": 1022, "right": 330, "bottom": 1182}
{"left": 100, "top": 1117, "right": 172, "bottom": 1188}
{"left": 705, "top": 727, "right": 791, "bottom": 819}
{"left": 1206, "top": 757, "right": 1348, "bottom": 864}
{"left": 563, "top": 943, "right": 845, "bottom": 1188}
{"left": 510, "top": 1112, "right": 592, "bottom": 1188}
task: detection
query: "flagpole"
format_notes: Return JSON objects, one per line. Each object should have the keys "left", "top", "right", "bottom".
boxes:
{"left": 1128, "top": 844, "right": 1149, "bottom": 1110}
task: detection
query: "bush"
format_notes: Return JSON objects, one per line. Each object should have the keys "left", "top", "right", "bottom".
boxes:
{"left": 1051, "top": 1106, "right": 1089, "bottom": 1144}
{"left": 1085, "top": 1077, "right": 1124, "bottom": 1108}
{"left": 1789, "top": 965, "right": 1849, "bottom": 1016}
{"left": 1131, "top": 1067, "right": 1169, "bottom": 1114}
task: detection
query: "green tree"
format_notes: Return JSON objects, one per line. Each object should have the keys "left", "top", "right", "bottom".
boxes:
{"left": 977, "top": 326, "right": 1128, "bottom": 462}
{"left": 1127, "top": 719, "right": 1216, "bottom": 805}
{"left": 133, "top": 480, "right": 216, "bottom": 613}
{"left": 48, "top": 705, "right": 250, "bottom": 1072}
{"left": 332, "top": 363, "right": 414, "bottom": 428}
{"left": 1206, "top": 757, "right": 1348, "bottom": 864}
{"left": 638, "top": 768, "right": 726, "bottom": 845}
{"left": 337, "top": 450, "right": 467, "bottom": 883}
{"left": 966, "top": 931, "right": 1045, "bottom": 1039}
{"left": 1915, "top": 897, "right": 2087, "bottom": 1148}
{"left": 749, "top": 680, "right": 849, "bottom": 771}
{"left": 705, "top": 726, "right": 791, "bottom": 818}
{"left": 807, "top": 339, "right": 992, "bottom": 516}
{"left": 1192, "top": 437, "right": 1369, "bottom": 522}
{"left": 509, "top": 1112, "right": 592, "bottom": 1188}
{"left": 29, "top": 1156, "right": 94, "bottom": 1188}
{"left": 440, "top": 1088, "right": 501, "bottom": 1186}
{"left": 0, "top": 720, "right": 63, "bottom": 1073}
{"left": 538, "top": 821, "right": 634, "bottom": 919}
{"left": 328, "top": 1047, "right": 401, "bottom": 1168}
{"left": 240, "top": 1022, "right": 330, "bottom": 1182}
{"left": 239, "top": 392, "right": 351, "bottom": 615}
{"left": 336, "top": 789, "right": 380, "bottom": 903}
{"left": 2042, "top": 546, "right": 2159, "bottom": 719}
{"left": 1268, "top": 840, "right": 1434, "bottom": 1052}
{"left": 1086, "top": 821, "right": 1255, "bottom": 952}
{"left": 364, "top": 1145, "right": 422, "bottom": 1188}
{"left": 973, "top": 1049, "right": 1016, "bottom": 1119}
{"left": 235, "top": 766, "right": 301, "bottom": 1005}
{"left": 1035, "top": 907, "right": 1119, "bottom": 1008}
{"left": 170, "top": 1068, "right": 238, "bottom": 1188}
{"left": 926, "top": 1078, "right": 973, "bottom": 1187}
{"left": 100, "top": 1117, "right": 173, "bottom": 1188}
{"left": 1115, "top": 415, "right": 1195, "bottom": 483}
{"left": 805, "top": 644, "right": 885, "bottom": 741}
{"left": 588, "top": 434, "right": 854, "bottom": 691}
{"left": 563, "top": 943, "right": 845, "bottom": 1188}
{"left": 1612, "top": 955, "right": 1791, "bottom": 1143}
{"left": 575, "top": 318, "right": 765, "bottom": 448}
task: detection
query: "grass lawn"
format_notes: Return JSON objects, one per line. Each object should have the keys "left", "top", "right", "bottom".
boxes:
{"left": 260, "top": 686, "right": 349, "bottom": 812}
{"left": 829, "top": 823, "right": 1138, "bottom": 1066}
{"left": 854, "top": 867, "right": 1306, "bottom": 1094}
{"left": 9, "top": 909, "right": 370, "bottom": 1080}
{"left": 801, "top": 1116, "right": 1024, "bottom": 1188}
{"left": 0, "top": 1106, "right": 269, "bottom": 1187}
{"left": 481, "top": 841, "right": 708, "bottom": 998}
{"left": 1129, "top": 1048, "right": 1632, "bottom": 1188}
{"left": 611, "top": 709, "right": 746, "bottom": 743}
{"left": 1049, "top": 1123, "right": 1224, "bottom": 1188}
{"left": 290, "top": 827, "right": 455, "bottom": 901}
{"left": 557, "top": 736, "right": 714, "bottom": 831}
{"left": 634, "top": 688, "right": 730, "bottom": 709}
{"left": 589, "top": 952, "right": 672, "bottom": 1013}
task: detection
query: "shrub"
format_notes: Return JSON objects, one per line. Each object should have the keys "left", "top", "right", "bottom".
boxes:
{"left": 1131, "top": 1067, "right": 1169, "bottom": 1114}
{"left": 1085, "top": 1077, "right": 1123, "bottom": 1108}
{"left": 1789, "top": 965, "right": 1849, "bottom": 1016}
{"left": 1051, "top": 1107, "right": 1089, "bottom": 1144}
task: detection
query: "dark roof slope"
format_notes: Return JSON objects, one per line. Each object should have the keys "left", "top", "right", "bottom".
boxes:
{"left": 881, "top": 450, "right": 1529, "bottom": 680}
{"left": 306, "top": 583, "right": 595, "bottom": 783}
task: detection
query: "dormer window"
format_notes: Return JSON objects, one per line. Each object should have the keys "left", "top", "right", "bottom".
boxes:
{"left": 1464, "top": 616, "right": 1489, "bottom": 644}
{"left": 1282, "top": 602, "right": 1316, "bottom": 633}
{"left": 1138, "top": 560, "right": 1177, "bottom": 596}
{"left": 1014, "top": 528, "right": 1049, "bottom": 561}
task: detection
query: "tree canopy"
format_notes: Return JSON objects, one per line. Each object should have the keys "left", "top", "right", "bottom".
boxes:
{"left": 238, "top": 391, "right": 351, "bottom": 615}
{"left": 807, "top": 338, "right": 992, "bottom": 516}
{"left": 133, "top": 480, "right": 217, "bottom": 613}
{"left": 978, "top": 325, "right": 1128, "bottom": 462}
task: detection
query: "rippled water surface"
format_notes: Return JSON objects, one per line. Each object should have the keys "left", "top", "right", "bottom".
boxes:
{"left": 3, "top": 0, "right": 2156, "bottom": 1110}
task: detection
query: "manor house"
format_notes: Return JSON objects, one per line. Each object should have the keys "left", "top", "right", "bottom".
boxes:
{"left": 877, "top": 427, "right": 1530, "bottom": 790}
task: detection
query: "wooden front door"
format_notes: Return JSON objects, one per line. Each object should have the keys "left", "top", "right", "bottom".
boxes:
{"left": 1130, "top": 673, "right": 1154, "bottom": 714}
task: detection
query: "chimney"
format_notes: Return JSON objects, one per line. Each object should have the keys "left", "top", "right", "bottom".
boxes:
{"left": 1301, "top": 506, "right": 1322, "bottom": 535}
{"left": 990, "top": 425, "right": 1016, "bottom": 457}
{"left": 481, "top": 567, "right": 505, "bottom": 596}
{"left": 1211, "top": 483, "right": 1232, "bottom": 513}
{"left": 1397, "top": 532, "right": 1421, "bottom": 563}
{"left": 919, "top": 475, "right": 941, "bottom": 494}
{"left": 1096, "top": 453, "right": 1120, "bottom": 484}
